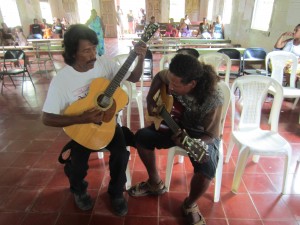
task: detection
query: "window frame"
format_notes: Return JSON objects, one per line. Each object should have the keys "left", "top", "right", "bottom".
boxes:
{"left": 251, "top": 0, "right": 275, "bottom": 32}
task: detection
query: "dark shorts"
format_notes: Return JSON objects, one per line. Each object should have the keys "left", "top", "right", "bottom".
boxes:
{"left": 135, "top": 125, "right": 219, "bottom": 180}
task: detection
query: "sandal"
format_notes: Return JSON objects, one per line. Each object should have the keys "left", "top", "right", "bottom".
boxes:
{"left": 128, "top": 180, "right": 167, "bottom": 197}
{"left": 182, "top": 198, "right": 206, "bottom": 225}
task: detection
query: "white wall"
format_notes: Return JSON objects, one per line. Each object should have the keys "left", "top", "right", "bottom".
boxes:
{"left": 227, "top": 0, "right": 299, "bottom": 52}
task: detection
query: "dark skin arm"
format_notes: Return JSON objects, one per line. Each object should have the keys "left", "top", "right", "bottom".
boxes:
{"left": 126, "top": 42, "right": 147, "bottom": 83}
{"left": 42, "top": 108, "right": 104, "bottom": 127}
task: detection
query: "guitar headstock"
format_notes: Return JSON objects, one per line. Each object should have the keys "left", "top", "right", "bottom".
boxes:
{"left": 140, "top": 23, "right": 159, "bottom": 43}
{"left": 181, "top": 135, "right": 209, "bottom": 163}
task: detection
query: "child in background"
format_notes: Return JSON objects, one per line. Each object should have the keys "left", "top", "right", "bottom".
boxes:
{"left": 15, "top": 26, "right": 27, "bottom": 46}
{"left": 43, "top": 24, "right": 52, "bottom": 39}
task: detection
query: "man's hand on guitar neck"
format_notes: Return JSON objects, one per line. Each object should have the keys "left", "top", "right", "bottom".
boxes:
{"left": 171, "top": 129, "right": 185, "bottom": 148}
{"left": 80, "top": 107, "right": 104, "bottom": 125}
{"left": 132, "top": 41, "right": 147, "bottom": 58}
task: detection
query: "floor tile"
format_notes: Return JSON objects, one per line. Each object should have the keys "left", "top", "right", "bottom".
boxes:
{"left": 251, "top": 194, "right": 294, "bottom": 219}
{"left": 0, "top": 38, "right": 300, "bottom": 225}
{"left": 221, "top": 193, "right": 260, "bottom": 219}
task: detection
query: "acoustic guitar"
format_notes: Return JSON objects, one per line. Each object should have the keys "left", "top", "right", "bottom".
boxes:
{"left": 63, "top": 23, "right": 159, "bottom": 150}
{"left": 146, "top": 85, "right": 209, "bottom": 163}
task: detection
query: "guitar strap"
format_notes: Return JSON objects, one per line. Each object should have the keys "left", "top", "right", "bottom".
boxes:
{"left": 58, "top": 126, "right": 136, "bottom": 164}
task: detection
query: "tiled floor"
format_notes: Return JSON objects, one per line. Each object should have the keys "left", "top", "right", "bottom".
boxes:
{"left": 0, "top": 38, "right": 299, "bottom": 225}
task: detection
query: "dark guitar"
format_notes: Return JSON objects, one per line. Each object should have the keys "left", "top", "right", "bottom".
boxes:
{"left": 147, "top": 85, "right": 209, "bottom": 163}
{"left": 63, "top": 23, "right": 159, "bottom": 150}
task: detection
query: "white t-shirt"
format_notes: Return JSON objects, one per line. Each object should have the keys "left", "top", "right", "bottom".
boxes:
{"left": 42, "top": 55, "right": 131, "bottom": 114}
{"left": 283, "top": 40, "right": 300, "bottom": 57}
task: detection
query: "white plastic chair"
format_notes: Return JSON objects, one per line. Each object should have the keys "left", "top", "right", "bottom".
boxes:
{"left": 199, "top": 52, "right": 231, "bottom": 85}
{"left": 225, "top": 75, "right": 292, "bottom": 194}
{"left": 165, "top": 80, "right": 231, "bottom": 202}
{"left": 265, "top": 51, "right": 300, "bottom": 122}
{"left": 113, "top": 54, "right": 144, "bottom": 129}
{"left": 159, "top": 53, "right": 176, "bottom": 70}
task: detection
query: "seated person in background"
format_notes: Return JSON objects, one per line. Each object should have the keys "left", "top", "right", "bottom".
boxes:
{"left": 274, "top": 24, "right": 300, "bottom": 57}
{"left": 179, "top": 18, "right": 191, "bottom": 37}
{"left": 61, "top": 17, "right": 70, "bottom": 30}
{"left": 28, "top": 18, "right": 43, "bottom": 39}
{"left": 15, "top": 26, "right": 28, "bottom": 46}
{"left": 1, "top": 22, "right": 15, "bottom": 45}
{"left": 184, "top": 14, "right": 192, "bottom": 26}
{"left": 198, "top": 17, "right": 212, "bottom": 39}
{"left": 52, "top": 18, "right": 64, "bottom": 38}
{"left": 43, "top": 24, "right": 53, "bottom": 39}
{"left": 128, "top": 53, "right": 223, "bottom": 225}
{"left": 0, "top": 30, "right": 9, "bottom": 46}
{"left": 274, "top": 23, "right": 300, "bottom": 84}
{"left": 165, "top": 18, "right": 178, "bottom": 37}
{"left": 212, "top": 15, "right": 224, "bottom": 39}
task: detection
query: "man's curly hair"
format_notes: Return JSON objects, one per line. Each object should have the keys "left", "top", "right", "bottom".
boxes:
{"left": 169, "top": 54, "right": 219, "bottom": 105}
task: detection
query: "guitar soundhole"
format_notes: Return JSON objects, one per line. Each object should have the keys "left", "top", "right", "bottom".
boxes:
{"left": 97, "top": 94, "right": 111, "bottom": 108}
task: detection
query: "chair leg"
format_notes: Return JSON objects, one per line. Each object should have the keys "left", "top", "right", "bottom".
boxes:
{"left": 292, "top": 97, "right": 299, "bottom": 110}
{"left": 136, "top": 94, "right": 144, "bottom": 128}
{"left": 26, "top": 71, "right": 35, "bottom": 89}
{"left": 178, "top": 155, "right": 184, "bottom": 163}
{"left": 165, "top": 147, "right": 177, "bottom": 192}
{"left": 8, "top": 75, "right": 16, "bottom": 88}
{"left": 214, "top": 140, "right": 223, "bottom": 202}
{"left": 282, "top": 153, "right": 292, "bottom": 194}
{"left": 231, "top": 147, "right": 250, "bottom": 194}
{"left": 252, "top": 155, "right": 260, "bottom": 163}
{"left": 97, "top": 152, "right": 104, "bottom": 159}
{"left": 125, "top": 163, "right": 131, "bottom": 190}
{"left": 225, "top": 135, "right": 235, "bottom": 163}
{"left": 126, "top": 102, "right": 132, "bottom": 129}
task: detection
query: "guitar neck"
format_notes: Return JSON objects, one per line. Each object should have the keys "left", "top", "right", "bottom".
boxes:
{"left": 160, "top": 106, "right": 181, "bottom": 134}
{"left": 104, "top": 51, "right": 137, "bottom": 98}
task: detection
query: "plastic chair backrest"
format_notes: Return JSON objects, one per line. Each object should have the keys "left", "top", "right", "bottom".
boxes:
{"left": 199, "top": 52, "right": 231, "bottom": 84}
{"left": 176, "top": 48, "right": 200, "bottom": 58}
{"left": 159, "top": 53, "right": 176, "bottom": 70}
{"left": 3, "top": 49, "right": 26, "bottom": 69}
{"left": 265, "top": 51, "right": 298, "bottom": 88}
{"left": 217, "top": 48, "right": 241, "bottom": 60}
{"left": 243, "top": 47, "right": 267, "bottom": 60}
{"left": 113, "top": 53, "right": 142, "bottom": 97}
{"left": 231, "top": 75, "right": 283, "bottom": 132}
{"left": 218, "top": 80, "right": 231, "bottom": 135}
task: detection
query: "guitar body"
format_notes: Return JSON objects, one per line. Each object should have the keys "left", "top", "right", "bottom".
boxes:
{"left": 146, "top": 85, "right": 174, "bottom": 130}
{"left": 63, "top": 78, "right": 128, "bottom": 150}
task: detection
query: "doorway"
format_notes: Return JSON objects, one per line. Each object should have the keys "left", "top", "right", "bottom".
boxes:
{"left": 115, "top": 0, "right": 145, "bottom": 38}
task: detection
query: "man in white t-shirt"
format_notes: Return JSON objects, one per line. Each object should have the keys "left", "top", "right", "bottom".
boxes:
{"left": 42, "top": 24, "right": 146, "bottom": 216}
{"left": 274, "top": 24, "right": 300, "bottom": 84}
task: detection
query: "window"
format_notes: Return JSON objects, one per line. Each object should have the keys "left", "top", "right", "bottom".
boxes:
{"left": 40, "top": 1, "right": 53, "bottom": 24}
{"left": 222, "top": 0, "right": 232, "bottom": 24}
{"left": 169, "top": 0, "right": 185, "bottom": 22}
{"left": 77, "top": 0, "right": 92, "bottom": 24}
{"left": 207, "top": 0, "right": 214, "bottom": 21}
{"left": 0, "top": 0, "right": 21, "bottom": 27}
{"left": 251, "top": 0, "right": 275, "bottom": 31}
